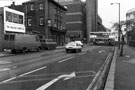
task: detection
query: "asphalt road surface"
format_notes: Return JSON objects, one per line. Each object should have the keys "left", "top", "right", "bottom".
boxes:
{"left": 0, "top": 45, "right": 114, "bottom": 90}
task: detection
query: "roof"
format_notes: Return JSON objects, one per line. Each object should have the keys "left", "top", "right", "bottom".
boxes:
{"left": 23, "top": 0, "right": 67, "bottom": 11}
{"left": 127, "top": 8, "right": 135, "bottom": 14}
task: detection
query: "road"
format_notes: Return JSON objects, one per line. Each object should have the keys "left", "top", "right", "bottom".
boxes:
{"left": 0, "top": 45, "right": 114, "bottom": 90}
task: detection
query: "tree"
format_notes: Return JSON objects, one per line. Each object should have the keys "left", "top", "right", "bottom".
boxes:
{"left": 111, "top": 20, "right": 126, "bottom": 32}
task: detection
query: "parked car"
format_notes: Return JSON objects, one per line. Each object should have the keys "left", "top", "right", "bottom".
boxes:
{"left": 40, "top": 39, "right": 57, "bottom": 50}
{"left": 75, "top": 41, "right": 83, "bottom": 47}
{"left": 65, "top": 42, "right": 82, "bottom": 53}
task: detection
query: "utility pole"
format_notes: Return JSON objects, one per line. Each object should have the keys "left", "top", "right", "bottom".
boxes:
{"left": 111, "top": 3, "right": 121, "bottom": 49}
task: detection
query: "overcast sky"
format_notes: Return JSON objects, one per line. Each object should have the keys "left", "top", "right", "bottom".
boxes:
{"left": 98, "top": 0, "right": 135, "bottom": 28}
{"left": 0, "top": 0, "right": 135, "bottom": 29}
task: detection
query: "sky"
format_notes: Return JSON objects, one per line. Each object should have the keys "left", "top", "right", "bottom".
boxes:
{"left": 0, "top": 0, "right": 135, "bottom": 29}
{"left": 98, "top": 0, "right": 135, "bottom": 29}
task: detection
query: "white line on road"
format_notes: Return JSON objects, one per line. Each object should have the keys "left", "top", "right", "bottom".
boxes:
{"left": 18, "top": 66, "right": 47, "bottom": 77}
{"left": 0, "top": 66, "right": 47, "bottom": 84}
{"left": 0, "top": 71, "right": 96, "bottom": 84}
{"left": 58, "top": 57, "right": 73, "bottom": 63}
{"left": 36, "top": 72, "right": 76, "bottom": 90}
{"left": 78, "top": 52, "right": 86, "bottom": 55}
{"left": 0, "top": 68, "right": 10, "bottom": 71}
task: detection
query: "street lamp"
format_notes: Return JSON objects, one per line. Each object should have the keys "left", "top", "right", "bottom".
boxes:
{"left": 111, "top": 3, "right": 121, "bottom": 49}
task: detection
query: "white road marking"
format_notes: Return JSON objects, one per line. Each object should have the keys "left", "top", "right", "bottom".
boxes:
{"left": 18, "top": 66, "right": 47, "bottom": 77}
{"left": 0, "top": 66, "right": 47, "bottom": 84}
{"left": 58, "top": 57, "right": 73, "bottom": 63}
{"left": 78, "top": 52, "right": 86, "bottom": 55}
{"left": 0, "top": 71, "right": 96, "bottom": 84}
{"left": 1, "top": 77, "right": 16, "bottom": 84}
{"left": 0, "top": 68, "right": 10, "bottom": 71}
{"left": 36, "top": 72, "right": 76, "bottom": 90}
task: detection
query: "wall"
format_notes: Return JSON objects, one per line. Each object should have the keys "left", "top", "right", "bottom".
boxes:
{"left": 0, "top": 8, "right": 4, "bottom": 52}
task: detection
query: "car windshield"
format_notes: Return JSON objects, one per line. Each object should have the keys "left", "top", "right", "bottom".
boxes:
{"left": 67, "top": 42, "right": 76, "bottom": 46}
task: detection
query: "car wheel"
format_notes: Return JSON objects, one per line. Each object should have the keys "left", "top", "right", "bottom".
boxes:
{"left": 22, "top": 48, "right": 27, "bottom": 53}
{"left": 66, "top": 49, "right": 69, "bottom": 53}
{"left": 37, "top": 47, "right": 41, "bottom": 52}
{"left": 11, "top": 49, "right": 16, "bottom": 53}
{"left": 75, "top": 49, "right": 78, "bottom": 53}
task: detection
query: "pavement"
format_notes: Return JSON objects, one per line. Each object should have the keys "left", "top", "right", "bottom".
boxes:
{"left": 0, "top": 50, "right": 12, "bottom": 57}
{"left": 1, "top": 45, "right": 135, "bottom": 90}
{"left": 105, "top": 45, "right": 135, "bottom": 90}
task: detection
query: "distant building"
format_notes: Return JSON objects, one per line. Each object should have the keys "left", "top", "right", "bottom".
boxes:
{"left": 97, "top": 15, "right": 106, "bottom": 32}
{"left": 55, "top": 0, "right": 86, "bottom": 41}
{"left": 9, "top": 0, "right": 67, "bottom": 45}
{"left": 55, "top": 0, "right": 105, "bottom": 43}
{"left": 126, "top": 8, "right": 135, "bottom": 46}
{"left": 126, "top": 8, "right": 135, "bottom": 31}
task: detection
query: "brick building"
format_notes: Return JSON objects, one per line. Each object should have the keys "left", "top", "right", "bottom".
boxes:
{"left": 55, "top": 0, "right": 86, "bottom": 41}
{"left": 10, "top": 0, "right": 67, "bottom": 45}
{"left": 55, "top": 0, "right": 105, "bottom": 43}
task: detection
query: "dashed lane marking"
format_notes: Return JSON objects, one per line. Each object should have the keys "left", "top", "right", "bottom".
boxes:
{"left": 58, "top": 57, "right": 73, "bottom": 63}
{"left": 78, "top": 52, "right": 86, "bottom": 55}
{"left": 0, "top": 68, "right": 10, "bottom": 71}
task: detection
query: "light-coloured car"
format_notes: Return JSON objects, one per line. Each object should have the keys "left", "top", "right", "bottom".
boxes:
{"left": 65, "top": 42, "right": 82, "bottom": 53}
{"left": 75, "top": 41, "right": 83, "bottom": 47}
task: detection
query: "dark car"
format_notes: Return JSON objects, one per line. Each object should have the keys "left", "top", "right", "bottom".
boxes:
{"left": 40, "top": 39, "right": 57, "bottom": 50}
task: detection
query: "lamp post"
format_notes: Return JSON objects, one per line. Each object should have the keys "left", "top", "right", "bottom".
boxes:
{"left": 111, "top": 3, "right": 121, "bottom": 49}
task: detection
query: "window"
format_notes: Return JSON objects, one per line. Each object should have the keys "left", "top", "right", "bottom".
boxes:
{"left": 39, "top": 17, "right": 44, "bottom": 26}
{"left": 19, "top": 15, "right": 23, "bottom": 24}
{"left": 39, "top": 4, "right": 43, "bottom": 10}
{"left": 54, "top": 19, "right": 57, "bottom": 27}
{"left": 6, "top": 11, "right": 12, "bottom": 22}
{"left": 10, "top": 35, "right": 15, "bottom": 41}
{"left": 4, "top": 35, "right": 14, "bottom": 41}
{"left": 12, "top": 13, "right": 19, "bottom": 23}
{"left": 54, "top": 8, "right": 57, "bottom": 14}
{"left": 30, "top": 4, "right": 34, "bottom": 11}
{"left": 28, "top": 17, "right": 32, "bottom": 26}
{"left": 4, "top": 35, "right": 9, "bottom": 41}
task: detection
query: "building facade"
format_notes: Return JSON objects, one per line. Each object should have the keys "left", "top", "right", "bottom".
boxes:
{"left": 126, "top": 8, "right": 135, "bottom": 46}
{"left": 10, "top": 0, "right": 67, "bottom": 45}
{"left": 55, "top": 0, "right": 86, "bottom": 42}
{"left": 86, "top": 0, "right": 98, "bottom": 43}
{"left": 126, "top": 8, "right": 135, "bottom": 32}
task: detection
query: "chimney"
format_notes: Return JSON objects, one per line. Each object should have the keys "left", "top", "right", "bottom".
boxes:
{"left": 12, "top": 1, "right": 15, "bottom": 6}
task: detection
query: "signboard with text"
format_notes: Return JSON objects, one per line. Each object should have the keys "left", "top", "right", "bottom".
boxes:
{"left": 3, "top": 7, "right": 25, "bottom": 33}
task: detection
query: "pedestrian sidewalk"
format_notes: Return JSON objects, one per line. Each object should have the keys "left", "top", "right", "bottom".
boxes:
{"left": 105, "top": 45, "right": 135, "bottom": 90}
{"left": 0, "top": 50, "right": 12, "bottom": 57}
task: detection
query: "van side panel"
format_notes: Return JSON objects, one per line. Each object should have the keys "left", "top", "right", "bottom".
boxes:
{"left": 4, "top": 34, "right": 41, "bottom": 51}
{"left": 15, "top": 34, "right": 40, "bottom": 50}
